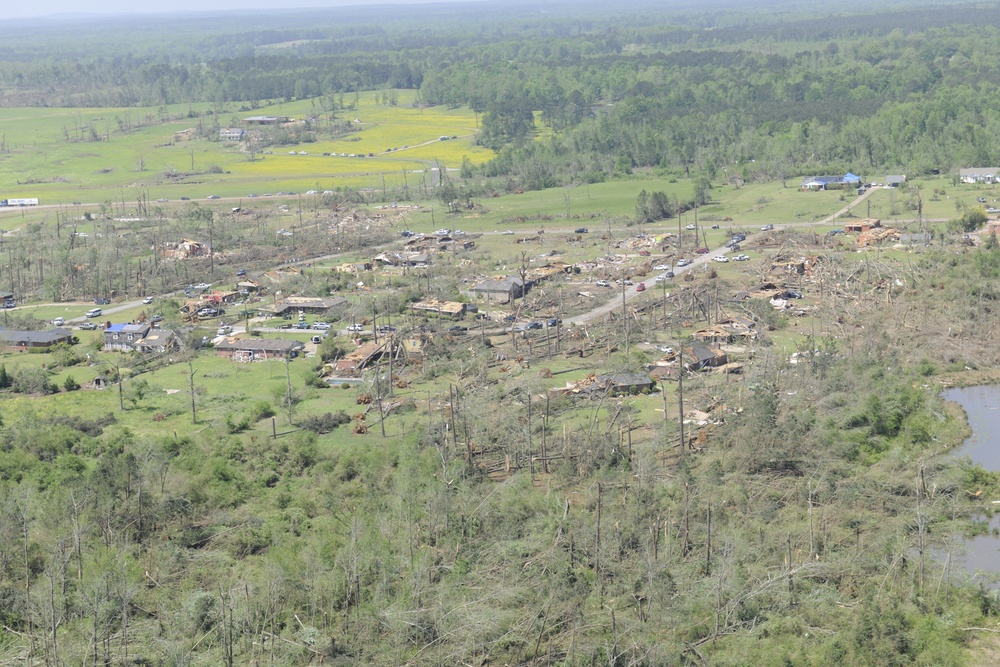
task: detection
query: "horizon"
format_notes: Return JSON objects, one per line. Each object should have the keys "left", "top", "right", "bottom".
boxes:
{"left": 0, "top": 0, "right": 489, "bottom": 21}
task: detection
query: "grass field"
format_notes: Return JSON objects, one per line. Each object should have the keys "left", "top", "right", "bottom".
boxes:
{"left": 0, "top": 90, "right": 491, "bottom": 206}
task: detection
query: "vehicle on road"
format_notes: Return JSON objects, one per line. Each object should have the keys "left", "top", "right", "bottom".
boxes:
{"left": 79, "top": 322, "right": 97, "bottom": 330}
{"left": 525, "top": 321, "right": 543, "bottom": 330}
{"left": 448, "top": 325, "right": 468, "bottom": 333}
{"left": 676, "top": 258, "right": 691, "bottom": 267}
{"left": 194, "top": 283, "right": 212, "bottom": 290}
{"left": 312, "top": 322, "right": 331, "bottom": 330}
{"left": 575, "top": 227, "right": 588, "bottom": 234}
{"left": 346, "top": 324, "right": 364, "bottom": 332}
{"left": 156, "top": 198, "right": 168, "bottom": 202}
{"left": 86, "top": 308, "right": 102, "bottom": 318}
{"left": 142, "top": 296, "right": 154, "bottom": 304}
{"left": 501, "top": 230, "right": 514, "bottom": 235}
{"left": 546, "top": 318, "right": 560, "bottom": 327}
{"left": 695, "top": 247, "right": 710, "bottom": 254}
{"left": 294, "top": 322, "right": 311, "bottom": 329}
{"left": 376, "top": 325, "right": 397, "bottom": 333}
{"left": 206, "top": 195, "right": 220, "bottom": 200}
{"left": 761, "top": 224, "right": 774, "bottom": 231}
{"left": 653, "top": 264, "right": 670, "bottom": 271}
{"left": 635, "top": 283, "right": 646, "bottom": 292}
{"left": 685, "top": 223, "right": 697, "bottom": 230}
{"left": 53, "top": 317, "right": 65, "bottom": 326}
{"left": 595, "top": 280, "right": 611, "bottom": 287}
{"left": 217, "top": 326, "right": 233, "bottom": 336}
{"left": 638, "top": 250, "right": 651, "bottom": 256}
{"left": 95, "top": 298, "right": 111, "bottom": 305}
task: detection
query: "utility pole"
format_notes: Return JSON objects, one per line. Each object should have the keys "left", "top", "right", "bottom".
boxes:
{"left": 677, "top": 348, "right": 685, "bottom": 457}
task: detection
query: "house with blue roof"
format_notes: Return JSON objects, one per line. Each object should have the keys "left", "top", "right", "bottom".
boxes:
{"left": 103, "top": 323, "right": 150, "bottom": 351}
{"left": 800, "top": 173, "right": 862, "bottom": 190}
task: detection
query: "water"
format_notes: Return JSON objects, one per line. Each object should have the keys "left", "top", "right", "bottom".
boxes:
{"left": 942, "top": 386, "right": 1000, "bottom": 581}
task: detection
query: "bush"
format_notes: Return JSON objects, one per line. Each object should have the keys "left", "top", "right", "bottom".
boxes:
{"left": 300, "top": 411, "right": 351, "bottom": 434}
{"left": 62, "top": 376, "right": 80, "bottom": 391}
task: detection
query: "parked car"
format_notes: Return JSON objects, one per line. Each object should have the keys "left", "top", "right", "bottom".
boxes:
{"left": 734, "top": 254, "right": 750, "bottom": 261}
{"left": 79, "top": 322, "right": 97, "bottom": 330}
{"left": 294, "top": 321, "right": 311, "bottom": 329}
{"left": 653, "top": 264, "right": 670, "bottom": 271}
{"left": 95, "top": 297, "right": 111, "bottom": 305}
{"left": 638, "top": 250, "right": 651, "bottom": 256}
{"left": 142, "top": 296, "right": 154, "bottom": 304}
{"left": 376, "top": 325, "right": 397, "bottom": 333}
{"left": 713, "top": 255, "right": 729, "bottom": 263}
{"left": 197, "top": 308, "right": 219, "bottom": 317}
{"left": 433, "top": 228, "right": 451, "bottom": 236}
{"left": 526, "top": 321, "right": 543, "bottom": 330}
{"left": 448, "top": 325, "right": 468, "bottom": 333}
{"left": 312, "top": 322, "right": 331, "bottom": 330}
{"left": 710, "top": 224, "right": 720, "bottom": 229}
{"left": 401, "top": 230, "right": 415, "bottom": 237}
{"left": 635, "top": 283, "right": 646, "bottom": 292}
{"left": 236, "top": 268, "right": 247, "bottom": 277}
{"left": 53, "top": 317, "right": 65, "bottom": 326}
{"left": 663, "top": 271, "right": 675, "bottom": 278}
{"left": 546, "top": 318, "right": 560, "bottom": 327}
{"left": 217, "top": 326, "right": 233, "bottom": 336}
{"left": 150, "top": 315, "right": 164, "bottom": 323}
{"left": 979, "top": 197, "right": 988, "bottom": 203}
{"left": 595, "top": 280, "right": 611, "bottom": 287}
{"left": 346, "top": 324, "right": 364, "bottom": 332}
{"left": 761, "top": 224, "right": 774, "bottom": 231}
{"left": 575, "top": 227, "right": 589, "bottom": 234}
{"left": 206, "top": 195, "right": 220, "bottom": 199}
{"left": 685, "top": 223, "right": 697, "bottom": 230}
{"left": 695, "top": 247, "right": 710, "bottom": 254}
{"left": 676, "top": 258, "right": 691, "bottom": 267}
{"left": 86, "top": 308, "right": 102, "bottom": 318}
{"left": 501, "top": 229, "right": 514, "bottom": 235}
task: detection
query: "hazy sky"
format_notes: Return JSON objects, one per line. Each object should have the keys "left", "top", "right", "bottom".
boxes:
{"left": 3, "top": 0, "right": 479, "bottom": 21}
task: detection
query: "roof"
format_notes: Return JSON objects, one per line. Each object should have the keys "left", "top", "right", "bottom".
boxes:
{"left": 886, "top": 175, "right": 907, "bottom": 184}
{"left": 960, "top": 168, "right": 1000, "bottom": 177}
{"left": 0, "top": 328, "right": 73, "bottom": 345}
{"left": 105, "top": 323, "right": 150, "bottom": 335}
{"left": 215, "top": 338, "right": 303, "bottom": 353}
{"left": 136, "top": 330, "right": 175, "bottom": 346}
{"left": 471, "top": 276, "right": 525, "bottom": 293}
{"left": 842, "top": 172, "right": 861, "bottom": 183}
{"left": 410, "top": 299, "right": 466, "bottom": 314}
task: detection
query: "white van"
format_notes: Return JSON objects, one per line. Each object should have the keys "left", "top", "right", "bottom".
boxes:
{"left": 53, "top": 317, "right": 65, "bottom": 326}
{"left": 86, "top": 308, "right": 102, "bottom": 318}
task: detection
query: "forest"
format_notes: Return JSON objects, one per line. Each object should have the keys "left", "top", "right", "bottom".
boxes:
{"left": 4, "top": 0, "right": 1000, "bottom": 665}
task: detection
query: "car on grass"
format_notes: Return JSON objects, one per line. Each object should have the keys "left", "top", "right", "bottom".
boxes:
{"left": 713, "top": 255, "right": 729, "bottom": 263}
{"left": 433, "top": 228, "right": 450, "bottom": 236}
{"left": 734, "top": 254, "right": 750, "bottom": 261}
{"left": 197, "top": 308, "right": 219, "bottom": 317}
{"left": 194, "top": 283, "right": 212, "bottom": 290}
{"left": 401, "top": 230, "right": 415, "bottom": 237}
{"left": 236, "top": 269, "right": 247, "bottom": 277}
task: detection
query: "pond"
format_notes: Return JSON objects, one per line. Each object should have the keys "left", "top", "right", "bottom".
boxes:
{"left": 942, "top": 385, "right": 1000, "bottom": 581}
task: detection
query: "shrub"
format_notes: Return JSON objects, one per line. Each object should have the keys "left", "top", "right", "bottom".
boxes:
{"left": 62, "top": 376, "right": 80, "bottom": 391}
